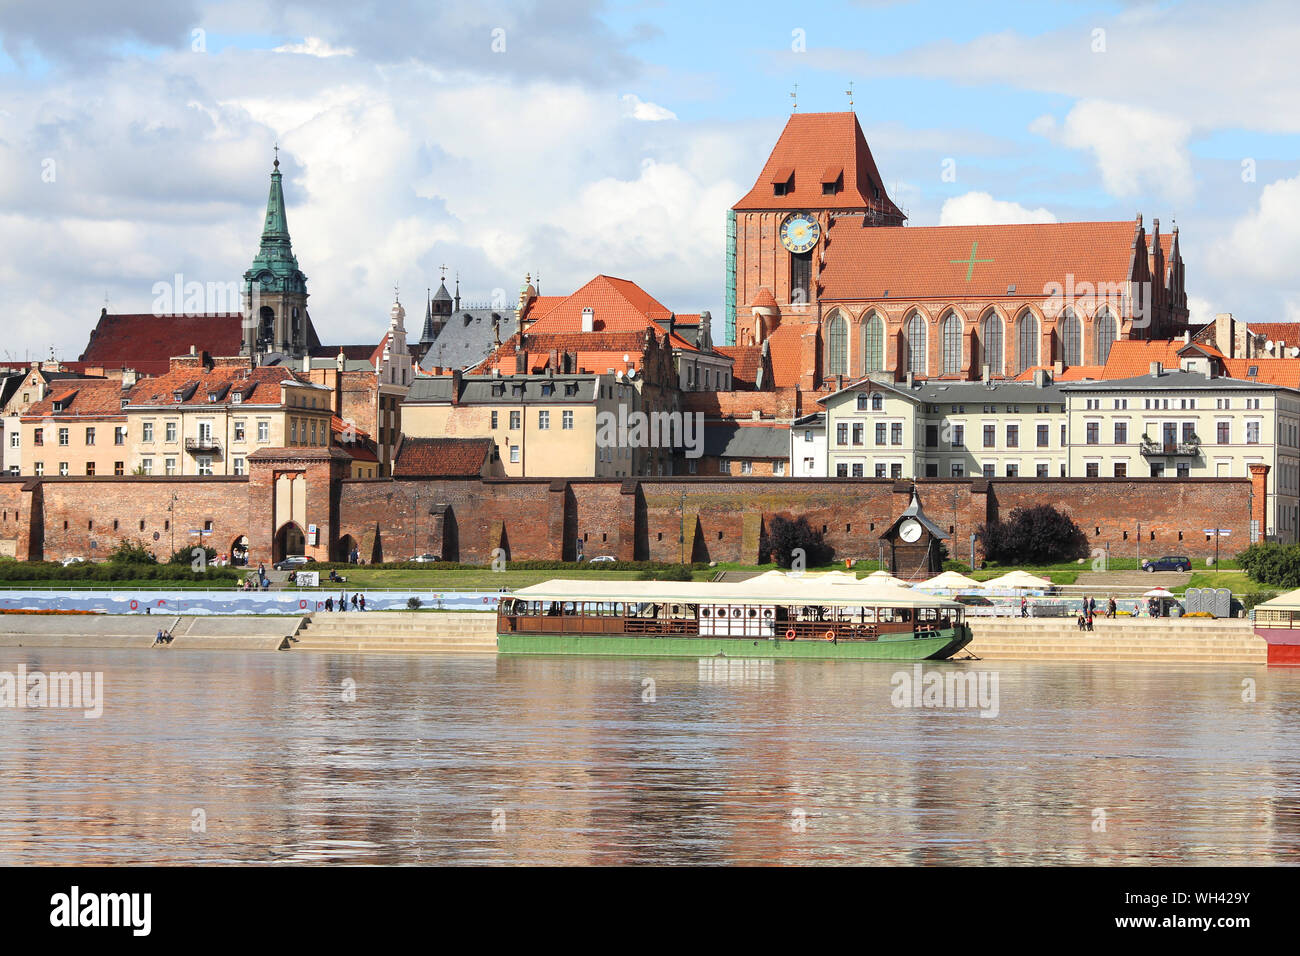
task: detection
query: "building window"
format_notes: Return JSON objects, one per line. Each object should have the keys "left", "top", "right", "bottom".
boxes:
{"left": 1114, "top": 462, "right": 1127, "bottom": 477}
{"left": 233, "top": 456, "right": 245, "bottom": 476}
{"left": 836, "top": 463, "right": 848, "bottom": 477}
{"left": 906, "top": 313, "right": 927, "bottom": 375}
{"left": 509, "top": 445, "right": 520, "bottom": 463}
{"left": 1005, "top": 463, "right": 1018, "bottom": 477}
{"left": 290, "top": 420, "right": 297, "bottom": 443}
{"left": 826, "top": 312, "right": 848, "bottom": 375}
{"left": 58, "top": 462, "right": 68, "bottom": 476}
{"left": 890, "top": 463, "right": 902, "bottom": 479}
{"left": 562, "top": 410, "right": 574, "bottom": 430}
{"left": 1095, "top": 309, "right": 1117, "bottom": 365}
{"left": 165, "top": 457, "right": 177, "bottom": 476}
{"left": 1006, "top": 424, "right": 1019, "bottom": 448}
{"left": 874, "top": 463, "right": 886, "bottom": 478}
{"left": 941, "top": 312, "right": 962, "bottom": 374}
{"left": 837, "top": 423, "right": 849, "bottom": 445}
{"left": 58, "top": 427, "right": 69, "bottom": 446}
{"left": 538, "top": 410, "right": 550, "bottom": 430}
{"left": 197, "top": 456, "right": 213, "bottom": 476}
{"left": 1177, "top": 462, "right": 1190, "bottom": 478}
{"left": 863, "top": 314, "right": 884, "bottom": 373}
{"left": 952, "top": 424, "right": 964, "bottom": 448}
{"left": 773, "top": 461, "right": 785, "bottom": 476}
{"left": 857, "top": 393, "right": 869, "bottom": 411}
{"left": 741, "top": 460, "right": 753, "bottom": 475}
{"left": 890, "top": 423, "right": 903, "bottom": 445}
{"left": 33, "top": 428, "right": 42, "bottom": 446}
{"left": 951, "top": 463, "right": 964, "bottom": 477}
{"left": 983, "top": 424, "right": 995, "bottom": 448}
{"left": 1036, "top": 424, "right": 1049, "bottom": 447}
{"left": 165, "top": 422, "right": 177, "bottom": 443}
{"left": 85, "top": 462, "right": 95, "bottom": 476}
{"left": 1036, "top": 463, "right": 1049, "bottom": 477}
{"left": 982, "top": 463, "right": 995, "bottom": 477}
{"left": 852, "top": 463, "right": 864, "bottom": 478}
{"left": 1086, "top": 462, "right": 1099, "bottom": 478}
{"left": 1114, "top": 422, "right": 1128, "bottom": 444}
{"left": 85, "top": 427, "right": 95, "bottom": 445}
{"left": 8, "top": 433, "right": 17, "bottom": 449}
{"left": 1086, "top": 422, "right": 1099, "bottom": 444}
{"left": 34, "top": 462, "right": 43, "bottom": 476}
{"left": 141, "top": 458, "right": 153, "bottom": 475}
{"left": 1247, "top": 421, "right": 1260, "bottom": 444}
{"left": 234, "top": 421, "right": 245, "bottom": 442}
{"left": 1217, "top": 421, "right": 1230, "bottom": 443}
{"left": 852, "top": 422, "right": 864, "bottom": 446}
{"left": 981, "top": 312, "right": 1004, "bottom": 375}
{"left": 790, "top": 250, "right": 812, "bottom": 305}
{"left": 114, "top": 426, "right": 126, "bottom": 445}
{"left": 510, "top": 411, "right": 521, "bottom": 430}
{"left": 925, "top": 424, "right": 939, "bottom": 448}
{"left": 871, "top": 393, "right": 883, "bottom": 412}
{"left": 491, "top": 411, "right": 499, "bottom": 429}
{"left": 1060, "top": 309, "right": 1082, "bottom": 366}
{"left": 722, "top": 459, "right": 733, "bottom": 475}
{"left": 114, "top": 461, "right": 124, "bottom": 476}
{"left": 1016, "top": 311, "right": 1039, "bottom": 374}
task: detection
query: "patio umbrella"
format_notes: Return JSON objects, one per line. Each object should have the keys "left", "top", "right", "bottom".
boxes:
{"left": 918, "top": 570, "right": 981, "bottom": 590}
{"left": 865, "top": 569, "right": 911, "bottom": 587}
{"left": 982, "top": 570, "right": 1052, "bottom": 590}
{"left": 1142, "top": 587, "right": 1176, "bottom": 598}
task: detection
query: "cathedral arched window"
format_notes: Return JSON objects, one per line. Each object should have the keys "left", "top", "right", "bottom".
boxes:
{"left": 1096, "top": 308, "right": 1117, "bottom": 366}
{"left": 826, "top": 312, "right": 848, "bottom": 376}
{"left": 906, "top": 313, "right": 927, "bottom": 376}
{"left": 981, "top": 312, "right": 1004, "bottom": 375}
{"left": 862, "top": 312, "right": 884, "bottom": 373}
{"left": 1017, "top": 311, "right": 1039, "bottom": 374}
{"left": 1060, "top": 309, "right": 1082, "bottom": 367}
{"left": 941, "top": 312, "right": 963, "bottom": 375}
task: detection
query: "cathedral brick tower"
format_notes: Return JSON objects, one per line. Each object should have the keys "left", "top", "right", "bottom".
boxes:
{"left": 725, "top": 111, "right": 904, "bottom": 347}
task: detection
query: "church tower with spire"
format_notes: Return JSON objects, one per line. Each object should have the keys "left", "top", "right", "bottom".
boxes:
{"left": 242, "top": 149, "right": 315, "bottom": 361}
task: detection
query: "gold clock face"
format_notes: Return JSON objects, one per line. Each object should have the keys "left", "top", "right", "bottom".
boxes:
{"left": 780, "top": 211, "right": 820, "bottom": 254}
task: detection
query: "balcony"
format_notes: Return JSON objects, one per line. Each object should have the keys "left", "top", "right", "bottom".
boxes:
{"left": 1139, "top": 438, "right": 1200, "bottom": 457}
{"left": 184, "top": 437, "right": 222, "bottom": 456}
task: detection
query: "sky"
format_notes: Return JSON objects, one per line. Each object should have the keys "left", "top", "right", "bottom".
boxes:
{"left": 1, "top": 0, "right": 1298, "bottom": 361}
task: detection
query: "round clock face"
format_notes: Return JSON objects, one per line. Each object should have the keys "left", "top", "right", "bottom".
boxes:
{"left": 899, "top": 518, "right": 923, "bottom": 543}
{"left": 779, "top": 211, "right": 820, "bottom": 254}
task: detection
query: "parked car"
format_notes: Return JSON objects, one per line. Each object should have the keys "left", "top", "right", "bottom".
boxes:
{"left": 1143, "top": 555, "right": 1192, "bottom": 572}
{"left": 411, "top": 553, "right": 442, "bottom": 563}
{"left": 588, "top": 555, "right": 617, "bottom": 564}
{"left": 60, "top": 556, "right": 86, "bottom": 567}
{"left": 955, "top": 595, "right": 994, "bottom": 607}
{"left": 273, "top": 555, "right": 314, "bottom": 571}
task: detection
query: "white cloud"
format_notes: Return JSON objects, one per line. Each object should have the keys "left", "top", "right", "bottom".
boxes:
{"left": 938, "top": 191, "right": 1057, "bottom": 226}
{"left": 1186, "top": 295, "right": 1218, "bottom": 327}
{"left": 621, "top": 94, "right": 676, "bottom": 122}
{"left": 1213, "top": 174, "right": 1300, "bottom": 282}
{"left": 274, "top": 37, "right": 355, "bottom": 58}
{"left": 1049, "top": 100, "right": 1194, "bottom": 202}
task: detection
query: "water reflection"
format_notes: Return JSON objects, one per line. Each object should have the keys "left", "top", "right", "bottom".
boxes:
{"left": 0, "top": 648, "right": 1296, "bottom": 865}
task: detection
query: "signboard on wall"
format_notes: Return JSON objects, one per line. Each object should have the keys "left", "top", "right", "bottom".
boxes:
{"left": 307, "top": 524, "right": 318, "bottom": 545}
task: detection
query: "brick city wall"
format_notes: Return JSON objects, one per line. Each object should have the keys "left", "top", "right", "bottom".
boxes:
{"left": 329, "top": 475, "right": 1255, "bottom": 566}
{"left": 0, "top": 472, "right": 1257, "bottom": 567}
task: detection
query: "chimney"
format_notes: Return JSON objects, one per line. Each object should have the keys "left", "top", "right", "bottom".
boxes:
{"left": 1149, "top": 361, "right": 1163, "bottom": 376}
{"left": 121, "top": 369, "right": 138, "bottom": 388}
{"left": 751, "top": 409, "right": 761, "bottom": 421}
{"left": 1053, "top": 360, "right": 1063, "bottom": 375}
{"left": 905, "top": 371, "right": 914, "bottom": 388}
{"left": 515, "top": 351, "right": 528, "bottom": 374}
{"left": 450, "top": 368, "right": 462, "bottom": 405}
{"left": 190, "top": 345, "right": 197, "bottom": 355}
{"left": 1033, "top": 368, "right": 1049, "bottom": 388}
{"left": 981, "top": 364, "right": 990, "bottom": 383}
{"left": 1183, "top": 330, "right": 1191, "bottom": 344}
{"left": 581, "top": 307, "right": 594, "bottom": 333}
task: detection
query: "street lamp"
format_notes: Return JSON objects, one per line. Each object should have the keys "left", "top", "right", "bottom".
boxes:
{"left": 679, "top": 490, "right": 686, "bottom": 565}
{"left": 168, "top": 493, "right": 178, "bottom": 557}
{"left": 414, "top": 490, "right": 420, "bottom": 558}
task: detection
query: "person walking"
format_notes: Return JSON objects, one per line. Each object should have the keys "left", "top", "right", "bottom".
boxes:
{"left": 351, "top": 592, "right": 359, "bottom": 611}
{"left": 1020, "top": 596, "right": 1028, "bottom": 618}
{"left": 325, "top": 595, "right": 333, "bottom": 612}
{"left": 1106, "top": 595, "right": 1117, "bottom": 619}
{"left": 359, "top": 593, "right": 367, "bottom": 612}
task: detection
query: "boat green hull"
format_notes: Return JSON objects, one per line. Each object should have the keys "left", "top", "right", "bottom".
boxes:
{"left": 497, "top": 627, "right": 972, "bottom": 661}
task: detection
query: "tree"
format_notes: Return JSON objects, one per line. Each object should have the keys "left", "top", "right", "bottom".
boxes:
{"left": 764, "top": 513, "right": 832, "bottom": 568}
{"left": 977, "top": 505, "right": 1087, "bottom": 565}
{"left": 108, "top": 540, "right": 157, "bottom": 565}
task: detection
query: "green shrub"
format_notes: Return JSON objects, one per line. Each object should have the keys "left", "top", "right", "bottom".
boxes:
{"left": 107, "top": 541, "right": 158, "bottom": 565}
{"left": 762, "top": 513, "right": 833, "bottom": 568}
{"left": 1241, "top": 591, "right": 1278, "bottom": 612}
{"left": 977, "top": 505, "right": 1088, "bottom": 565}
{"left": 1236, "top": 543, "right": 1300, "bottom": 588}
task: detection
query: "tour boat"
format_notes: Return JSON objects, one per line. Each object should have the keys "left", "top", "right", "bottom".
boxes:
{"left": 497, "top": 571, "right": 973, "bottom": 660}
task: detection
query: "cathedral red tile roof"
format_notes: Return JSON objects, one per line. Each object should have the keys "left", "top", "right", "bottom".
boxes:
{"left": 818, "top": 219, "right": 1148, "bottom": 303}
{"left": 79, "top": 312, "right": 245, "bottom": 376}
{"left": 733, "top": 112, "right": 903, "bottom": 219}
{"left": 714, "top": 346, "right": 763, "bottom": 387}
{"left": 751, "top": 287, "right": 778, "bottom": 310}
{"left": 1245, "top": 323, "right": 1300, "bottom": 348}
{"left": 392, "top": 437, "right": 493, "bottom": 477}
{"left": 766, "top": 323, "right": 814, "bottom": 388}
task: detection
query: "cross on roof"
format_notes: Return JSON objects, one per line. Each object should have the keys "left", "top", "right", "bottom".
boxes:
{"left": 950, "top": 241, "right": 993, "bottom": 282}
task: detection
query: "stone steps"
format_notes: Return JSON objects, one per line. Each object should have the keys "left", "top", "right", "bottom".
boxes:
{"left": 288, "top": 611, "right": 497, "bottom": 653}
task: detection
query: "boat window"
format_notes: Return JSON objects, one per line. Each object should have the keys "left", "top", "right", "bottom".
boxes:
{"left": 563, "top": 601, "right": 576, "bottom": 615}
{"left": 746, "top": 607, "right": 758, "bottom": 618}
{"left": 762, "top": 608, "right": 774, "bottom": 619}
{"left": 731, "top": 607, "right": 742, "bottom": 618}
{"left": 701, "top": 607, "right": 712, "bottom": 618}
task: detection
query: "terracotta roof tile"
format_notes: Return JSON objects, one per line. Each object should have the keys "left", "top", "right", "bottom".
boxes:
{"left": 819, "top": 219, "right": 1144, "bottom": 302}
{"left": 1246, "top": 323, "right": 1300, "bottom": 349}
{"left": 392, "top": 437, "right": 492, "bottom": 477}
{"left": 767, "top": 323, "right": 814, "bottom": 388}
{"left": 524, "top": 275, "right": 674, "bottom": 335}
{"left": 1221, "top": 359, "right": 1300, "bottom": 389}
{"left": 125, "top": 364, "right": 311, "bottom": 407}
{"left": 733, "top": 112, "right": 903, "bottom": 219}
{"left": 1100, "top": 340, "right": 1185, "bottom": 378}
{"left": 79, "top": 313, "right": 245, "bottom": 376}
{"left": 22, "top": 379, "right": 127, "bottom": 419}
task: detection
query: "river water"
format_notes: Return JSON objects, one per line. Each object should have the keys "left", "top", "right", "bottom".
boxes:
{"left": 0, "top": 648, "right": 1297, "bottom": 865}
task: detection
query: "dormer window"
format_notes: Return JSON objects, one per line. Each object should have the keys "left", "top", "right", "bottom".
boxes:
{"left": 565, "top": 382, "right": 580, "bottom": 396}
{"left": 120, "top": 398, "right": 129, "bottom": 409}
{"left": 771, "top": 166, "right": 794, "bottom": 197}
{"left": 821, "top": 167, "right": 843, "bottom": 196}
{"left": 541, "top": 382, "right": 554, "bottom": 397}
{"left": 173, "top": 391, "right": 183, "bottom": 403}
{"left": 491, "top": 383, "right": 505, "bottom": 397}
{"left": 232, "top": 392, "right": 242, "bottom": 404}
{"left": 52, "top": 401, "right": 63, "bottom": 412}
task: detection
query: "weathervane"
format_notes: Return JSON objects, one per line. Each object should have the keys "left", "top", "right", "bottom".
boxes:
{"left": 790, "top": 83, "right": 798, "bottom": 112}
{"left": 394, "top": 280, "right": 400, "bottom": 303}
{"left": 439, "top": 263, "right": 448, "bottom": 282}
{"left": 273, "top": 142, "right": 280, "bottom": 169}
{"left": 845, "top": 81, "right": 854, "bottom": 109}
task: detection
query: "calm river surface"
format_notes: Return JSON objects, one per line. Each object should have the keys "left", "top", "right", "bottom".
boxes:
{"left": 1, "top": 648, "right": 1297, "bottom": 865}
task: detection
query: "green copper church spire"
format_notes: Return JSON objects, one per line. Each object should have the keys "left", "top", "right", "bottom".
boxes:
{"left": 245, "top": 146, "right": 306, "bottom": 296}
